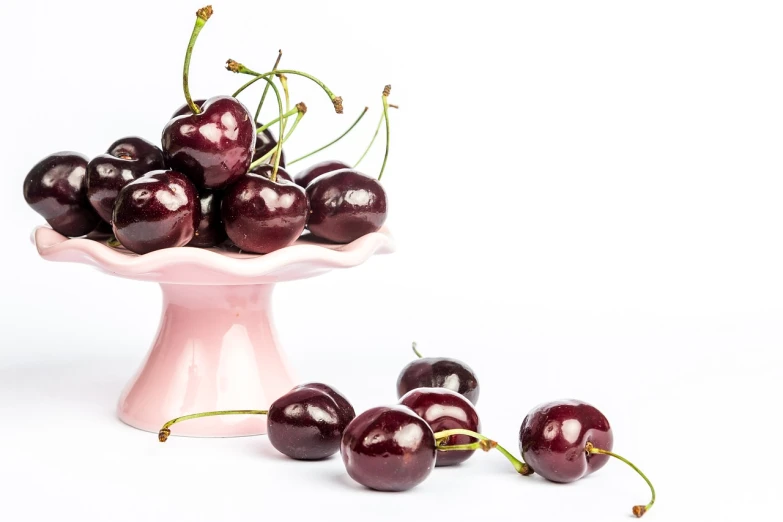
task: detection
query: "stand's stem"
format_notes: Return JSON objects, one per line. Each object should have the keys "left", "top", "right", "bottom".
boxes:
{"left": 117, "top": 283, "right": 296, "bottom": 437}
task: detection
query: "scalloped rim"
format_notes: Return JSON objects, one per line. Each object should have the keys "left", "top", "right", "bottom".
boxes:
{"left": 32, "top": 226, "right": 396, "bottom": 284}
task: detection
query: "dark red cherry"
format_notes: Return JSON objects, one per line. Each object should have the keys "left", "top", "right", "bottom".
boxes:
{"left": 341, "top": 406, "right": 435, "bottom": 492}
{"left": 399, "top": 388, "right": 481, "bottom": 466}
{"left": 397, "top": 348, "right": 480, "bottom": 405}
{"left": 171, "top": 99, "right": 206, "bottom": 119}
{"left": 519, "top": 399, "right": 613, "bottom": 483}
{"left": 188, "top": 190, "right": 226, "bottom": 248}
{"left": 162, "top": 95, "right": 256, "bottom": 190}
{"left": 306, "top": 169, "right": 387, "bottom": 243}
{"left": 112, "top": 170, "right": 198, "bottom": 254}
{"left": 267, "top": 383, "right": 356, "bottom": 460}
{"left": 221, "top": 173, "right": 308, "bottom": 254}
{"left": 23, "top": 152, "right": 101, "bottom": 237}
{"left": 293, "top": 159, "right": 351, "bottom": 189}
{"left": 86, "top": 137, "right": 166, "bottom": 223}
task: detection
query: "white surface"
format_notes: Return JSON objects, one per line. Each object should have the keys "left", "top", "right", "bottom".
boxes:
{"left": 1, "top": 1, "right": 781, "bottom": 520}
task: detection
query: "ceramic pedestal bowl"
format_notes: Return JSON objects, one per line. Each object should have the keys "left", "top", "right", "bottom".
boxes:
{"left": 32, "top": 226, "right": 395, "bottom": 437}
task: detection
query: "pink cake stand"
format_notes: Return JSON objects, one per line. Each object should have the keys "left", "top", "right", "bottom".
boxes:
{"left": 32, "top": 226, "right": 395, "bottom": 437}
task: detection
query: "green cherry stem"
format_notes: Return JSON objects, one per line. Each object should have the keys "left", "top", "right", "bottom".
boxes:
{"left": 434, "top": 428, "right": 533, "bottom": 476}
{"left": 255, "top": 49, "right": 283, "bottom": 122}
{"left": 226, "top": 59, "right": 343, "bottom": 113}
{"left": 378, "top": 84, "right": 391, "bottom": 181}
{"left": 354, "top": 112, "right": 384, "bottom": 168}
{"left": 411, "top": 341, "right": 424, "bottom": 359}
{"left": 158, "top": 409, "right": 268, "bottom": 442}
{"left": 248, "top": 103, "right": 307, "bottom": 175}
{"left": 182, "top": 6, "right": 213, "bottom": 114}
{"left": 256, "top": 107, "right": 299, "bottom": 134}
{"left": 585, "top": 442, "right": 655, "bottom": 518}
{"left": 270, "top": 74, "right": 292, "bottom": 177}
{"left": 288, "top": 106, "right": 369, "bottom": 166}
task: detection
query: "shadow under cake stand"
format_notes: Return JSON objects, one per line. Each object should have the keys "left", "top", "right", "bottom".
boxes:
{"left": 32, "top": 226, "right": 395, "bottom": 437}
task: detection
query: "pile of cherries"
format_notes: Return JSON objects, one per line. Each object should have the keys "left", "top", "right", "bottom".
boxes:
{"left": 160, "top": 343, "right": 656, "bottom": 518}
{"left": 22, "top": 6, "right": 391, "bottom": 255}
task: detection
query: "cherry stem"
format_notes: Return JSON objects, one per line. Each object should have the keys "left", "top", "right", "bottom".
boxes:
{"left": 255, "top": 49, "right": 282, "bottom": 122}
{"left": 182, "top": 6, "right": 213, "bottom": 115}
{"left": 227, "top": 60, "right": 343, "bottom": 113}
{"left": 433, "top": 428, "right": 533, "bottom": 476}
{"left": 411, "top": 341, "right": 423, "bottom": 358}
{"left": 256, "top": 107, "right": 299, "bottom": 134}
{"left": 378, "top": 85, "right": 391, "bottom": 181}
{"left": 354, "top": 112, "right": 384, "bottom": 168}
{"left": 158, "top": 409, "right": 268, "bottom": 442}
{"left": 585, "top": 442, "right": 655, "bottom": 517}
{"left": 270, "top": 74, "right": 292, "bottom": 179}
{"left": 248, "top": 105, "right": 307, "bottom": 175}
{"left": 288, "top": 107, "right": 369, "bottom": 166}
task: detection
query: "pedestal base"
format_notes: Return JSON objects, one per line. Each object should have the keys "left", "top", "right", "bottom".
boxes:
{"left": 117, "top": 284, "right": 295, "bottom": 437}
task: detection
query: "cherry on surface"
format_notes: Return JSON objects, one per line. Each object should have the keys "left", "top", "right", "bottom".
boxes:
{"left": 23, "top": 151, "right": 101, "bottom": 237}
{"left": 112, "top": 170, "right": 198, "bottom": 254}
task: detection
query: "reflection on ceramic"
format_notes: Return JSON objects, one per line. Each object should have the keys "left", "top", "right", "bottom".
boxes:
{"left": 32, "top": 226, "right": 395, "bottom": 437}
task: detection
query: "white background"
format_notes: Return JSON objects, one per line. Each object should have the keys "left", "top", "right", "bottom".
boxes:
{"left": 1, "top": 0, "right": 781, "bottom": 520}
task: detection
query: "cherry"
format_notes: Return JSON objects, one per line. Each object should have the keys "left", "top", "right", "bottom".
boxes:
{"left": 162, "top": 95, "right": 256, "bottom": 190}
{"left": 305, "top": 169, "right": 387, "bottom": 243}
{"left": 397, "top": 343, "right": 480, "bottom": 405}
{"left": 267, "top": 383, "right": 355, "bottom": 460}
{"left": 519, "top": 399, "right": 655, "bottom": 517}
{"left": 158, "top": 382, "right": 355, "bottom": 461}
{"left": 293, "top": 159, "right": 350, "bottom": 189}
{"left": 340, "top": 406, "right": 436, "bottom": 492}
{"left": 23, "top": 152, "right": 101, "bottom": 237}
{"left": 172, "top": 101, "right": 285, "bottom": 171}
{"left": 188, "top": 190, "right": 226, "bottom": 248}
{"left": 112, "top": 170, "right": 198, "bottom": 254}
{"left": 162, "top": 8, "right": 256, "bottom": 190}
{"left": 304, "top": 86, "right": 394, "bottom": 244}
{"left": 399, "top": 388, "right": 480, "bottom": 467}
{"left": 86, "top": 136, "right": 166, "bottom": 223}
{"left": 221, "top": 173, "right": 308, "bottom": 253}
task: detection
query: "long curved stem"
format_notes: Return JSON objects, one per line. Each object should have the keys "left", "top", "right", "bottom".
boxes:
{"left": 288, "top": 107, "right": 369, "bottom": 166}
{"left": 378, "top": 85, "right": 391, "bottom": 181}
{"left": 585, "top": 442, "right": 655, "bottom": 517}
{"left": 255, "top": 49, "right": 282, "bottom": 121}
{"left": 158, "top": 409, "right": 268, "bottom": 442}
{"left": 226, "top": 60, "right": 342, "bottom": 113}
{"left": 182, "top": 6, "right": 213, "bottom": 114}
{"left": 270, "top": 74, "right": 291, "bottom": 180}
{"left": 354, "top": 112, "right": 384, "bottom": 168}
{"left": 411, "top": 341, "right": 423, "bottom": 359}
{"left": 434, "top": 428, "right": 532, "bottom": 476}
{"left": 256, "top": 107, "right": 299, "bottom": 134}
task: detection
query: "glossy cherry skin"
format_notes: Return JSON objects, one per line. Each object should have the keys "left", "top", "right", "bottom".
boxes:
{"left": 519, "top": 399, "right": 613, "bottom": 483}
{"left": 162, "top": 95, "right": 256, "bottom": 190}
{"left": 397, "top": 356, "right": 480, "bottom": 405}
{"left": 221, "top": 173, "right": 308, "bottom": 254}
{"left": 249, "top": 164, "right": 294, "bottom": 183}
{"left": 23, "top": 152, "right": 101, "bottom": 237}
{"left": 306, "top": 169, "right": 387, "bottom": 243}
{"left": 399, "top": 388, "right": 481, "bottom": 466}
{"left": 86, "top": 137, "right": 166, "bottom": 223}
{"left": 188, "top": 190, "right": 226, "bottom": 248}
{"left": 267, "top": 383, "right": 356, "bottom": 460}
{"left": 112, "top": 170, "right": 199, "bottom": 254}
{"left": 294, "top": 159, "right": 351, "bottom": 189}
{"left": 341, "top": 406, "right": 436, "bottom": 492}
{"left": 172, "top": 103, "right": 284, "bottom": 170}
